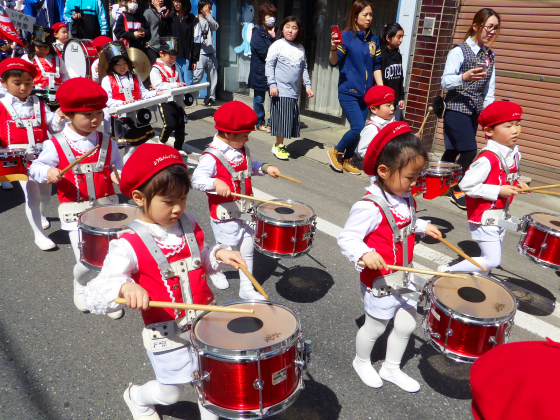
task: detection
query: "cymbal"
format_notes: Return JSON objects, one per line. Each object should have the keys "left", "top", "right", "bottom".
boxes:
{"left": 98, "top": 51, "right": 108, "bottom": 81}
{"left": 128, "top": 47, "right": 151, "bottom": 82}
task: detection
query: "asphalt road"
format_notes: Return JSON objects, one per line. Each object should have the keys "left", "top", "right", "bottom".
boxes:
{"left": 1, "top": 114, "right": 558, "bottom": 420}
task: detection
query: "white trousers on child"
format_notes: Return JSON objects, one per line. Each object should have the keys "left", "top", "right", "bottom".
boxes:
{"left": 20, "top": 178, "right": 51, "bottom": 240}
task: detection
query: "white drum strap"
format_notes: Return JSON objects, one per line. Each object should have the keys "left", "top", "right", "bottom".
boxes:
{"left": 477, "top": 147, "right": 520, "bottom": 214}
{"left": 154, "top": 63, "right": 179, "bottom": 83}
{"left": 34, "top": 55, "right": 60, "bottom": 91}
{"left": 203, "top": 145, "right": 252, "bottom": 196}
{"left": 0, "top": 96, "right": 42, "bottom": 148}
{"left": 114, "top": 73, "right": 135, "bottom": 101}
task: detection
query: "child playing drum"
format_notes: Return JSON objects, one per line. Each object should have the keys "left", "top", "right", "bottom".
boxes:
{"left": 83, "top": 143, "right": 245, "bottom": 420}
{"left": 29, "top": 78, "right": 123, "bottom": 317}
{"left": 191, "top": 101, "right": 280, "bottom": 298}
{"left": 439, "top": 101, "right": 528, "bottom": 274}
{"left": 338, "top": 121, "right": 441, "bottom": 392}
{"left": 0, "top": 58, "right": 67, "bottom": 250}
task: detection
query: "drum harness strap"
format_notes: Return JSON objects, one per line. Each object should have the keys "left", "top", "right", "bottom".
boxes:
{"left": 361, "top": 194, "right": 424, "bottom": 301}
{"left": 0, "top": 96, "right": 42, "bottom": 149}
{"left": 203, "top": 145, "right": 253, "bottom": 221}
{"left": 127, "top": 214, "right": 207, "bottom": 353}
{"left": 113, "top": 73, "right": 135, "bottom": 101}
{"left": 153, "top": 62, "right": 179, "bottom": 84}
{"left": 33, "top": 55, "right": 60, "bottom": 101}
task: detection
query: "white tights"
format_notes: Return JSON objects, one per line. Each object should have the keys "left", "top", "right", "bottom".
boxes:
{"left": 19, "top": 179, "right": 51, "bottom": 240}
{"left": 355, "top": 307, "right": 417, "bottom": 371}
{"left": 446, "top": 240, "right": 502, "bottom": 273}
{"left": 236, "top": 229, "right": 255, "bottom": 293}
{"left": 123, "top": 145, "right": 138, "bottom": 163}
{"left": 131, "top": 380, "right": 218, "bottom": 420}
{"left": 68, "top": 230, "right": 91, "bottom": 286}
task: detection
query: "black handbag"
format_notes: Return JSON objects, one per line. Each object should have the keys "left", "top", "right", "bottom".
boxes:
{"left": 432, "top": 95, "right": 446, "bottom": 119}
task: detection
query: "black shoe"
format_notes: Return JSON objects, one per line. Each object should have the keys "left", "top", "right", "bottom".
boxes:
{"left": 205, "top": 98, "right": 215, "bottom": 107}
{"left": 450, "top": 191, "right": 467, "bottom": 210}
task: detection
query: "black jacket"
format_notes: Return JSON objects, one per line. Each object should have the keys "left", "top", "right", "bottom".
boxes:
{"left": 114, "top": 11, "right": 150, "bottom": 52}
{"left": 248, "top": 25, "right": 276, "bottom": 91}
{"left": 158, "top": 11, "right": 200, "bottom": 68}
{"left": 381, "top": 46, "right": 405, "bottom": 103}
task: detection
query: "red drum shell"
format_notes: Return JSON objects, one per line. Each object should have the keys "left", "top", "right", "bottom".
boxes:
{"left": 80, "top": 230, "right": 118, "bottom": 269}
{"left": 423, "top": 168, "right": 453, "bottom": 200}
{"left": 0, "top": 148, "right": 28, "bottom": 182}
{"left": 411, "top": 172, "right": 426, "bottom": 196}
{"left": 518, "top": 212, "right": 560, "bottom": 270}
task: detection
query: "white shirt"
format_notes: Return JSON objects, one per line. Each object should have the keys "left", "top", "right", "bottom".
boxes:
{"left": 356, "top": 114, "right": 394, "bottom": 160}
{"left": 21, "top": 53, "right": 70, "bottom": 85}
{"left": 338, "top": 183, "right": 429, "bottom": 272}
{"left": 440, "top": 37, "right": 495, "bottom": 109}
{"left": 83, "top": 214, "right": 230, "bottom": 314}
{"left": 2, "top": 93, "right": 65, "bottom": 133}
{"left": 101, "top": 73, "right": 156, "bottom": 108}
{"left": 459, "top": 140, "right": 520, "bottom": 202}
{"left": 191, "top": 135, "right": 264, "bottom": 192}
{"left": 150, "top": 60, "right": 181, "bottom": 90}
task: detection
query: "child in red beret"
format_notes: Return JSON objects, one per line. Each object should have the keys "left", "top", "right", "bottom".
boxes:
{"left": 91, "top": 36, "right": 113, "bottom": 83}
{"left": 356, "top": 85, "right": 396, "bottom": 162}
{"left": 191, "top": 101, "right": 281, "bottom": 298}
{"left": 84, "top": 143, "right": 244, "bottom": 420}
{"left": 29, "top": 77, "right": 123, "bottom": 317}
{"left": 52, "top": 22, "right": 69, "bottom": 59}
{"left": 0, "top": 58, "right": 67, "bottom": 249}
{"left": 439, "top": 101, "right": 529, "bottom": 274}
{"left": 338, "top": 121, "right": 440, "bottom": 392}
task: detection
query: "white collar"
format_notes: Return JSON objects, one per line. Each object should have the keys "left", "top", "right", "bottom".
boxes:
{"left": 5, "top": 93, "right": 32, "bottom": 105}
{"left": 211, "top": 135, "right": 236, "bottom": 152}
{"left": 135, "top": 219, "right": 183, "bottom": 242}
{"left": 62, "top": 125, "right": 100, "bottom": 142}
{"left": 466, "top": 36, "right": 486, "bottom": 55}
{"left": 369, "top": 114, "right": 393, "bottom": 126}
{"left": 486, "top": 139, "right": 517, "bottom": 158}
{"left": 156, "top": 59, "right": 173, "bottom": 69}
{"left": 365, "top": 182, "right": 410, "bottom": 207}
{"left": 55, "top": 40, "right": 64, "bottom": 47}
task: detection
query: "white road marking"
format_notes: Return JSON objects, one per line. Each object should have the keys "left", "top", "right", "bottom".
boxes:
{"left": 186, "top": 149, "right": 559, "bottom": 339}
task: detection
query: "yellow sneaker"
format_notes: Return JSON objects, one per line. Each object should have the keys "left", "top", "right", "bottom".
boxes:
{"left": 272, "top": 144, "right": 290, "bottom": 160}
{"left": 327, "top": 147, "right": 344, "bottom": 172}
{"left": 343, "top": 157, "right": 361, "bottom": 175}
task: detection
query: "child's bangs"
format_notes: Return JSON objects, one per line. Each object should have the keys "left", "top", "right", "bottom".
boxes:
{"left": 139, "top": 164, "right": 191, "bottom": 202}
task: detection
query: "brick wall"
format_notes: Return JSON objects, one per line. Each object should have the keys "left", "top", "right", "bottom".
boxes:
{"left": 406, "top": 0, "right": 460, "bottom": 150}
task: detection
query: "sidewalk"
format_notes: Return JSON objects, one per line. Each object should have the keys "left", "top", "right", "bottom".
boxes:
{"left": 183, "top": 100, "right": 560, "bottom": 220}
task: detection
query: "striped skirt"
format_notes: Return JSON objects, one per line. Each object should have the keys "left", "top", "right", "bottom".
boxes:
{"left": 270, "top": 97, "right": 300, "bottom": 139}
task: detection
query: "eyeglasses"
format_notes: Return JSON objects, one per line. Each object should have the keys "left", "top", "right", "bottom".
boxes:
{"left": 484, "top": 25, "right": 499, "bottom": 33}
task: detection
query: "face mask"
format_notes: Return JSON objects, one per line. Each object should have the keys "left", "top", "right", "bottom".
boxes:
{"left": 128, "top": 2, "right": 138, "bottom": 11}
{"left": 265, "top": 17, "right": 276, "bottom": 27}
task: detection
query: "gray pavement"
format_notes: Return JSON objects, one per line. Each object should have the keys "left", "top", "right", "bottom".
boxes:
{"left": 1, "top": 104, "right": 559, "bottom": 420}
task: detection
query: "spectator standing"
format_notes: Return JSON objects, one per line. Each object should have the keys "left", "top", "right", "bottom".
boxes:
{"left": 249, "top": 3, "right": 277, "bottom": 133}
{"left": 193, "top": 0, "right": 219, "bottom": 106}
{"left": 110, "top": 0, "right": 127, "bottom": 31}
{"left": 144, "top": 0, "right": 170, "bottom": 65}
{"left": 25, "top": 0, "right": 65, "bottom": 27}
{"left": 380, "top": 23, "right": 405, "bottom": 121}
{"left": 63, "top": 0, "right": 109, "bottom": 39}
{"left": 114, "top": 0, "right": 150, "bottom": 53}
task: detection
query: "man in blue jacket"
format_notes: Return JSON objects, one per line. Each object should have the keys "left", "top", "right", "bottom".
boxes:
{"left": 63, "top": 0, "right": 109, "bottom": 39}
{"left": 24, "top": 0, "right": 65, "bottom": 27}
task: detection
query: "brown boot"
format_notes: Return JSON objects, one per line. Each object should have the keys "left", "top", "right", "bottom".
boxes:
{"left": 343, "top": 157, "right": 361, "bottom": 175}
{"left": 327, "top": 147, "right": 344, "bottom": 172}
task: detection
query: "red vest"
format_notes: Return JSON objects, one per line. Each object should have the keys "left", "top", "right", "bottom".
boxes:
{"left": 150, "top": 61, "right": 178, "bottom": 88}
{"left": 0, "top": 99, "right": 49, "bottom": 148}
{"left": 203, "top": 147, "right": 253, "bottom": 221}
{"left": 466, "top": 151, "right": 519, "bottom": 223}
{"left": 120, "top": 221, "right": 214, "bottom": 326}
{"left": 32, "top": 55, "right": 62, "bottom": 88}
{"left": 360, "top": 193, "right": 416, "bottom": 288}
{"left": 51, "top": 133, "right": 115, "bottom": 203}
{"left": 108, "top": 74, "right": 142, "bottom": 101}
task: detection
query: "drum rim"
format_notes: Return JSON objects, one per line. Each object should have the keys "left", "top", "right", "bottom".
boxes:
{"left": 190, "top": 300, "right": 302, "bottom": 360}
{"left": 77, "top": 203, "right": 141, "bottom": 233}
{"left": 0, "top": 148, "right": 27, "bottom": 157}
{"left": 255, "top": 199, "right": 317, "bottom": 227}
{"left": 427, "top": 273, "right": 517, "bottom": 324}
{"left": 427, "top": 161, "right": 462, "bottom": 170}
{"left": 425, "top": 167, "right": 454, "bottom": 176}
{"left": 517, "top": 242, "right": 560, "bottom": 271}
{"left": 522, "top": 212, "right": 560, "bottom": 237}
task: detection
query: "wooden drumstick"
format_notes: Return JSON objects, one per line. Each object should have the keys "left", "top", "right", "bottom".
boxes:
{"left": 417, "top": 106, "right": 434, "bottom": 135}
{"left": 515, "top": 183, "right": 560, "bottom": 193}
{"left": 529, "top": 190, "right": 560, "bottom": 197}
{"left": 47, "top": 144, "right": 100, "bottom": 184}
{"left": 113, "top": 298, "right": 254, "bottom": 314}
{"left": 275, "top": 173, "right": 302, "bottom": 184}
{"left": 229, "top": 192, "right": 292, "bottom": 208}
{"left": 357, "top": 261, "right": 467, "bottom": 279}
{"left": 112, "top": 165, "right": 120, "bottom": 182}
{"left": 436, "top": 234, "right": 487, "bottom": 272}
{"left": 238, "top": 265, "right": 269, "bottom": 299}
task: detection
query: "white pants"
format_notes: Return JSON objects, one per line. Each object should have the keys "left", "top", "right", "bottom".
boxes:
{"left": 20, "top": 178, "right": 52, "bottom": 241}
{"left": 68, "top": 230, "right": 92, "bottom": 286}
{"left": 193, "top": 54, "right": 218, "bottom": 101}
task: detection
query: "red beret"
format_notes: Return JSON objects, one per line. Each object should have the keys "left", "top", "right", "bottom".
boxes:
{"left": 0, "top": 58, "right": 38, "bottom": 79}
{"left": 478, "top": 101, "right": 522, "bottom": 128}
{"left": 56, "top": 78, "right": 108, "bottom": 112}
{"left": 120, "top": 143, "right": 187, "bottom": 197}
{"left": 471, "top": 339, "right": 560, "bottom": 420}
{"left": 214, "top": 101, "right": 257, "bottom": 133}
{"left": 92, "top": 36, "right": 113, "bottom": 50}
{"left": 363, "top": 121, "right": 413, "bottom": 176}
{"left": 364, "top": 85, "right": 396, "bottom": 107}
{"left": 52, "top": 22, "right": 67, "bottom": 34}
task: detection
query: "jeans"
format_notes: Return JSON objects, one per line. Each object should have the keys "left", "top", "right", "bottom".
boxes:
{"left": 253, "top": 90, "right": 267, "bottom": 126}
{"left": 335, "top": 97, "right": 369, "bottom": 159}
{"left": 175, "top": 57, "right": 193, "bottom": 85}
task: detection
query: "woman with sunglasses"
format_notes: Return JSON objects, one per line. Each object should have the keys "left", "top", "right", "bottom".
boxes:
{"left": 440, "top": 8, "right": 499, "bottom": 209}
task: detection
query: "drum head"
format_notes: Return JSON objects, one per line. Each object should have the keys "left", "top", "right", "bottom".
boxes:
{"left": 193, "top": 302, "right": 298, "bottom": 351}
{"left": 64, "top": 40, "right": 88, "bottom": 78}
{"left": 79, "top": 205, "right": 142, "bottom": 231}
{"left": 528, "top": 212, "right": 560, "bottom": 231}
{"left": 432, "top": 274, "right": 515, "bottom": 319}
{"left": 257, "top": 200, "right": 314, "bottom": 223}
{"left": 428, "top": 161, "right": 461, "bottom": 171}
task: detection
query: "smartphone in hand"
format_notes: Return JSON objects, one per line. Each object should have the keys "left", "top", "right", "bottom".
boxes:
{"left": 331, "top": 25, "right": 342, "bottom": 44}
{"left": 477, "top": 60, "right": 488, "bottom": 72}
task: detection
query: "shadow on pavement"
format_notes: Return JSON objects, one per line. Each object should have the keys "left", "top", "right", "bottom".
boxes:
{"left": 0, "top": 183, "right": 26, "bottom": 214}
{"left": 418, "top": 216, "right": 455, "bottom": 245}
{"left": 187, "top": 108, "right": 217, "bottom": 121}
{"left": 496, "top": 272, "right": 556, "bottom": 316}
{"left": 285, "top": 138, "right": 325, "bottom": 160}
{"left": 275, "top": 266, "right": 334, "bottom": 303}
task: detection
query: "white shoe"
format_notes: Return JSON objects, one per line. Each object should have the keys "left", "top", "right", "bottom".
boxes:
{"left": 239, "top": 287, "right": 267, "bottom": 300}
{"left": 123, "top": 383, "right": 160, "bottom": 420}
{"left": 35, "top": 235, "right": 56, "bottom": 251}
{"left": 209, "top": 272, "right": 229, "bottom": 289}
{"left": 379, "top": 365, "right": 420, "bottom": 393}
{"left": 41, "top": 216, "right": 51, "bottom": 230}
{"left": 352, "top": 356, "right": 383, "bottom": 388}
{"left": 107, "top": 309, "right": 124, "bottom": 320}
{"left": 73, "top": 280, "right": 88, "bottom": 312}
{"left": 437, "top": 264, "right": 449, "bottom": 273}
{"left": 179, "top": 150, "right": 188, "bottom": 157}
{"left": 1, "top": 181, "right": 13, "bottom": 189}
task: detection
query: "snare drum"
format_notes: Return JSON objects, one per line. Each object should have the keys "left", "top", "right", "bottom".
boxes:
{"left": 428, "top": 161, "right": 462, "bottom": 187}
{"left": 412, "top": 170, "right": 426, "bottom": 197}
{"left": 77, "top": 204, "right": 142, "bottom": 271}
{"left": 518, "top": 212, "right": 560, "bottom": 270}
{"left": 64, "top": 39, "right": 99, "bottom": 79}
{"left": 423, "top": 166, "right": 453, "bottom": 200}
{"left": 191, "top": 301, "right": 311, "bottom": 419}
{"left": 253, "top": 200, "right": 316, "bottom": 258}
{"left": 423, "top": 273, "right": 516, "bottom": 363}
{"left": 0, "top": 148, "right": 28, "bottom": 182}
